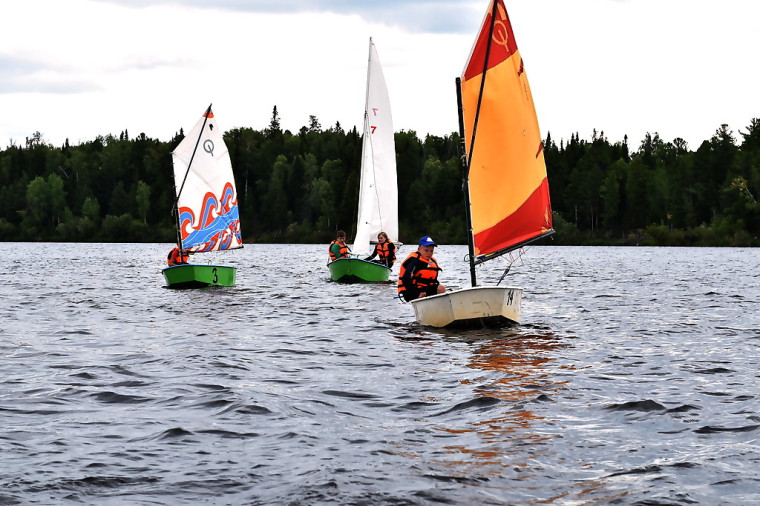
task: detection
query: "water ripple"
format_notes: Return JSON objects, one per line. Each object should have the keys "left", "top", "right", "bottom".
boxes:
{"left": 1, "top": 244, "right": 759, "bottom": 504}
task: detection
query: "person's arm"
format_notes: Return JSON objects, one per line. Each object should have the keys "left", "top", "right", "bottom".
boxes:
{"left": 365, "top": 244, "right": 378, "bottom": 261}
{"left": 399, "top": 257, "right": 418, "bottom": 291}
{"left": 329, "top": 243, "right": 341, "bottom": 259}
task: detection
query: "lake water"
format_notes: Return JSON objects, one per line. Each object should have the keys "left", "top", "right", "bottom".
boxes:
{"left": 2, "top": 243, "right": 759, "bottom": 505}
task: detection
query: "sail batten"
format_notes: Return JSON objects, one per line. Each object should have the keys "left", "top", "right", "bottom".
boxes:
{"left": 460, "top": 0, "right": 553, "bottom": 261}
{"left": 352, "top": 39, "right": 398, "bottom": 256}
{"left": 171, "top": 105, "right": 242, "bottom": 254}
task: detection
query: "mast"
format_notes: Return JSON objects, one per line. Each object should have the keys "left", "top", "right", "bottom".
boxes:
{"left": 173, "top": 103, "right": 213, "bottom": 252}
{"left": 172, "top": 195, "right": 182, "bottom": 249}
{"left": 459, "top": 0, "right": 500, "bottom": 287}
{"left": 364, "top": 38, "right": 373, "bottom": 121}
{"left": 358, "top": 37, "right": 372, "bottom": 244}
{"left": 456, "top": 77, "right": 477, "bottom": 288}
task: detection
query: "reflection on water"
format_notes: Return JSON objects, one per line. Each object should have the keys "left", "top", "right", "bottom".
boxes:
{"left": 425, "top": 329, "right": 569, "bottom": 479}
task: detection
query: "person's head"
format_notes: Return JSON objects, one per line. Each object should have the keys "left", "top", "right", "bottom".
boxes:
{"left": 336, "top": 230, "right": 346, "bottom": 243}
{"left": 377, "top": 231, "right": 388, "bottom": 243}
{"left": 417, "top": 236, "right": 436, "bottom": 259}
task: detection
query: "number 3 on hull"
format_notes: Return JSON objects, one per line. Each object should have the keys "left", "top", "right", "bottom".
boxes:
{"left": 410, "top": 0, "right": 553, "bottom": 328}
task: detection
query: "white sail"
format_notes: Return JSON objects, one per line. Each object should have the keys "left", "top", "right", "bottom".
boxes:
{"left": 352, "top": 38, "right": 398, "bottom": 257}
{"left": 172, "top": 105, "right": 242, "bottom": 253}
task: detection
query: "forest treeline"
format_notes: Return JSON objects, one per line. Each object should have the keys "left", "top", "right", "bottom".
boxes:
{"left": 1, "top": 107, "right": 759, "bottom": 246}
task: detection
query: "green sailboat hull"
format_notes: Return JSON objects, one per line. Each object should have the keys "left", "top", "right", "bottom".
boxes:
{"left": 328, "top": 258, "right": 391, "bottom": 283}
{"left": 162, "top": 264, "right": 236, "bottom": 289}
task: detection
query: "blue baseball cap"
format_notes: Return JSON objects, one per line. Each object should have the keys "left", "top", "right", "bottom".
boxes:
{"left": 418, "top": 236, "right": 436, "bottom": 246}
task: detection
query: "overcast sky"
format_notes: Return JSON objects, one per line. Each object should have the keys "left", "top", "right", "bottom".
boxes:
{"left": 3, "top": 0, "right": 759, "bottom": 151}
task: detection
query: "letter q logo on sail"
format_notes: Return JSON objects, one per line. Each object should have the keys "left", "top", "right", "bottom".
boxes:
{"left": 203, "top": 139, "right": 215, "bottom": 156}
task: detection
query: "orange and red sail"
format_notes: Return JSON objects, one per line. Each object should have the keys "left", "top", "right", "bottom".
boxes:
{"left": 460, "top": 0, "right": 553, "bottom": 261}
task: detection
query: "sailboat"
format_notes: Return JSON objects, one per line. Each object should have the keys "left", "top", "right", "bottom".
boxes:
{"left": 410, "top": 0, "right": 553, "bottom": 327}
{"left": 328, "top": 38, "right": 398, "bottom": 283}
{"left": 162, "top": 104, "right": 243, "bottom": 288}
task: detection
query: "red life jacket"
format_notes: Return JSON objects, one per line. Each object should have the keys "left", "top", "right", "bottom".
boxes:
{"left": 397, "top": 251, "right": 440, "bottom": 295}
{"left": 329, "top": 240, "right": 350, "bottom": 261}
{"left": 377, "top": 241, "right": 395, "bottom": 261}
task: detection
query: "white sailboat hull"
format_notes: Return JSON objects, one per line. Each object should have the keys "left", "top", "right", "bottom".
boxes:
{"left": 410, "top": 286, "right": 522, "bottom": 328}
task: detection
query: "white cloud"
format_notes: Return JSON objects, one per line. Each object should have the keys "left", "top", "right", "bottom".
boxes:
{"left": 91, "top": 0, "right": 483, "bottom": 33}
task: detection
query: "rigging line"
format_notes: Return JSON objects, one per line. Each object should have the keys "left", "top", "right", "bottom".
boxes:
{"left": 494, "top": 247, "right": 529, "bottom": 285}
{"left": 473, "top": 229, "right": 555, "bottom": 265}
{"left": 496, "top": 265, "right": 511, "bottom": 285}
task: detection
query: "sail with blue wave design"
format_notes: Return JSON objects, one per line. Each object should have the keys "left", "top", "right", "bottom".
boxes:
{"left": 172, "top": 105, "right": 243, "bottom": 253}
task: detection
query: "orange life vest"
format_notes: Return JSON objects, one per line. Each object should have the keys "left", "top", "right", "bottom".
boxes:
{"left": 377, "top": 241, "right": 395, "bottom": 261}
{"left": 397, "top": 251, "right": 440, "bottom": 295}
{"left": 167, "top": 247, "right": 189, "bottom": 266}
{"left": 329, "top": 240, "right": 350, "bottom": 261}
